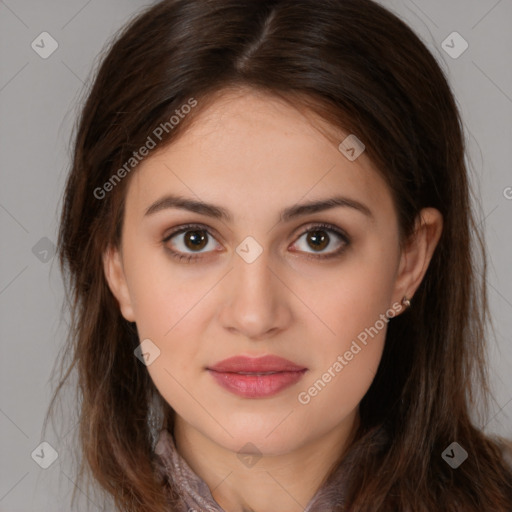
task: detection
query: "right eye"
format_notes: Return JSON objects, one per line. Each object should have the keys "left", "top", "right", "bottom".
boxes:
{"left": 162, "top": 224, "right": 223, "bottom": 262}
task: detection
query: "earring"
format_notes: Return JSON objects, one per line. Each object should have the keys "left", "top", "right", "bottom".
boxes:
{"left": 402, "top": 296, "right": 411, "bottom": 308}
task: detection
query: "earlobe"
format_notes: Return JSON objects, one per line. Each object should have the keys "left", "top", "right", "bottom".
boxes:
{"left": 392, "top": 208, "right": 443, "bottom": 313}
{"left": 102, "top": 245, "right": 136, "bottom": 322}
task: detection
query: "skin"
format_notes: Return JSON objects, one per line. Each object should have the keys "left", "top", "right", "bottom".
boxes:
{"left": 103, "top": 86, "right": 443, "bottom": 512}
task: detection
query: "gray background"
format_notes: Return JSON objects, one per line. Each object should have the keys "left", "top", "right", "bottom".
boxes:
{"left": 0, "top": 0, "right": 511, "bottom": 510}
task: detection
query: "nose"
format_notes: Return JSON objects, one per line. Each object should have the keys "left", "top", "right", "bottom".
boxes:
{"left": 218, "top": 246, "right": 293, "bottom": 340}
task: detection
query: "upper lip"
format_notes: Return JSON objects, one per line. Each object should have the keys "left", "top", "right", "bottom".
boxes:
{"left": 207, "top": 355, "right": 307, "bottom": 373}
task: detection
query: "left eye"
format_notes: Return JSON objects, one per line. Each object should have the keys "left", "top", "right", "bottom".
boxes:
{"left": 291, "top": 225, "right": 349, "bottom": 256}
{"left": 162, "top": 223, "right": 350, "bottom": 262}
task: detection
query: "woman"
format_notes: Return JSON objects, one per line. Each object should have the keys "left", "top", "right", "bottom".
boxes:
{"left": 48, "top": 0, "right": 512, "bottom": 510}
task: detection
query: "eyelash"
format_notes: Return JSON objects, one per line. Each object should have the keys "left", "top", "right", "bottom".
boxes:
{"left": 162, "top": 222, "right": 351, "bottom": 263}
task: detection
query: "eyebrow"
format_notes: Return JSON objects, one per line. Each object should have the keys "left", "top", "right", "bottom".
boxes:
{"left": 144, "top": 193, "right": 374, "bottom": 222}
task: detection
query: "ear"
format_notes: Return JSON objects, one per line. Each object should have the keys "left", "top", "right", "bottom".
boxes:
{"left": 392, "top": 207, "right": 443, "bottom": 314}
{"left": 103, "top": 245, "right": 136, "bottom": 322}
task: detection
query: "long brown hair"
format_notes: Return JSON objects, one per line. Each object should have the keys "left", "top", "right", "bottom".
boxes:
{"left": 47, "top": 0, "right": 512, "bottom": 510}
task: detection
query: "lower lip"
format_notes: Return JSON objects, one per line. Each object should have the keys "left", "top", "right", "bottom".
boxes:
{"left": 207, "top": 369, "right": 307, "bottom": 398}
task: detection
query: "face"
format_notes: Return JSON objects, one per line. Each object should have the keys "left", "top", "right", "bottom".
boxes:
{"left": 104, "top": 86, "right": 440, "bottom": 457}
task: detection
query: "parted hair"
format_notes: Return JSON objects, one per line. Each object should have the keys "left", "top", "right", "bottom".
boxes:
{"left": 48, "top": 0, "right": 512, "bottom": 510}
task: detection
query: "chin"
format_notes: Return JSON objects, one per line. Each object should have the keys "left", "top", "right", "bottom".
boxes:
{"left": 205, "top": 418, "right": 309, "bottom": 457}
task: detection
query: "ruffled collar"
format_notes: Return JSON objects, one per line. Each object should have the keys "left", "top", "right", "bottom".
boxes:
{"left": 153, "top": 429, "right": 347, "bottom": 511}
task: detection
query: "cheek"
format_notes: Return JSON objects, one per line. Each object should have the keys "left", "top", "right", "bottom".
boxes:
{"left": 296, "top": 338, "right": 384, "bottom": 437}
{"left": 293, "top": 236, "right": 397, "bottom": 411}
{"left": 123, "top": 250, "right": 214, "bottom": 406}
{"left": 124, "top": 242, "right": 211, "bottom": 339}
{"left": 296, "top": 312, "right": 388, "bottom": 424}
{"left": 293, "top": 233, "right": 399, "bottom": 344}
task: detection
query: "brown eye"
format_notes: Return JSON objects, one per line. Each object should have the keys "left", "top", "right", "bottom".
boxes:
{"left": 182, "top": 229, "right": 208, "bottom": 251}
{"left": 163, "top": 224, "right": 221, "bottom": 259}
{"left": 306, "top": 230, "right": 330, "bottom": 252}
{"left": 290, "top": 223, "right": 350, "bottom": 259}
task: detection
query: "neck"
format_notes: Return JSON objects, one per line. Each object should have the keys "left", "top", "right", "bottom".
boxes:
{"left": 173, "top": 410, "right": 359, "bottom": 512}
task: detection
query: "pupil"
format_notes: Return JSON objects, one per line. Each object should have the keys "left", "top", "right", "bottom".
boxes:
{"left": 185, "top": 230, "right": 207, "bottom": 250}
{"left": 308, "top": 230, "right": 328, "bottom": 251}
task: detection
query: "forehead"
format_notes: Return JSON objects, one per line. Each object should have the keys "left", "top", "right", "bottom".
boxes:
{"left": 124, "top": 87, "right": 395, "bottom": 225}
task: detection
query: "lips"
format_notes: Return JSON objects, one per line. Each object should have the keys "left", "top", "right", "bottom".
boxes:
{"left": 206, "top": 355, "right": 307, "bottom": 398}
{"left": 208, "top": 355, "right": 306, "bottom": 373}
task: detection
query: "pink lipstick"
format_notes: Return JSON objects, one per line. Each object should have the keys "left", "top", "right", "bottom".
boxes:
{"left": 207, "top": 355, "right": 307, "bottom": 398}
